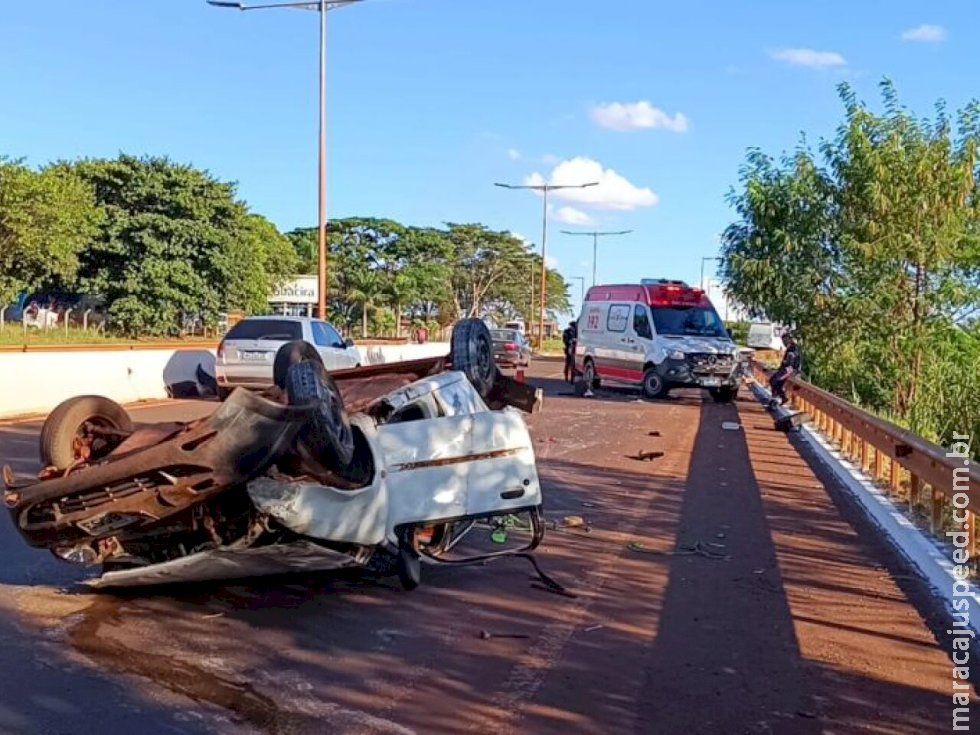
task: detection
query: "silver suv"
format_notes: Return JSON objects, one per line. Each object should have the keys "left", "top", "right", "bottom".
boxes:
{"left": 215, "top": 316, "right": 361, "bottom": 398}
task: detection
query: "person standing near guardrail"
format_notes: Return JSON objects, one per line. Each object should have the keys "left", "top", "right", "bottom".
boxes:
{"left": 770, "top": 331, "right": 801, "bottom": 407}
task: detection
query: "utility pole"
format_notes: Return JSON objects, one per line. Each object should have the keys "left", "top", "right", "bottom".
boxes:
{"left": 495, "top": 181, "right": 598, "bottom": 346}
{"left": 561, "top": 229, "right": 632, "bottom": 286}
{"left": 700, "top": 256, "right": 723, "bottom": 291}
{"left": 208, "top": 0, "right": 369, "bottom": 319}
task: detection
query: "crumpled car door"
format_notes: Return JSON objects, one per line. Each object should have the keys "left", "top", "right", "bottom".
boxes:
{"left": 379, "top": 413, "right": 473, "bottom": 529}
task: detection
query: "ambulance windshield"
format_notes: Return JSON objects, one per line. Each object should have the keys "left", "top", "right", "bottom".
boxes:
{"left": 651, "top": 305, "right": 728, "bottom": 338}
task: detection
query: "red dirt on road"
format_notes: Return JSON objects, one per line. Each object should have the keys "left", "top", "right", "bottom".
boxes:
{"left": 0, "top": 362, "right": 968, "bottom": 734}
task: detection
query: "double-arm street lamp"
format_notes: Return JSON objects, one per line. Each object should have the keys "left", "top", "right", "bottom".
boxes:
{"left": 560, "top": 229, "right": 632, "bottom": 286}
{"left": 208, "top": 0, "right": 368, "bottom": 320}
{"left": 495, "top": 181, "right": 598, "bottom": 346}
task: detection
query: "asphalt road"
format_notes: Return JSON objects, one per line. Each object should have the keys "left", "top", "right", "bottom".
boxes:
{"left": 0, "top": 361, "right": 968, "bottom": 734}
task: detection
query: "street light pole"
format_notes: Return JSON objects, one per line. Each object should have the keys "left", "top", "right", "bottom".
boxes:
{"left": 495, "top": 181, "right": 598, "bottom": 347}
{"left": 700, "top": 256, "right": 723, "bottom": 291}
{"left": 207, "top": 0, "right": 367, "bottom": 319}
{"left": 560, "top": 229, "right": 632, "bottom": 286}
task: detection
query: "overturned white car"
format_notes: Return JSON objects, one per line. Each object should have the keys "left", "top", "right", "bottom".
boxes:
{"left": 4, "top": 320, "right": 546, "bottom": 590}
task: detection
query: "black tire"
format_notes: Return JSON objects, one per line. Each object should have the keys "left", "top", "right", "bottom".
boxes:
{"left": 582, "top": 359, "right": 601, "bottom": 390}
{"left": 396, "top": 543, "right": 421, "bottom": 591}
{"left": 286, "top": 360, "right": 355, "bottom": 467}
{"left": 710, "top": 386, "right": 738, "bottom": 403}
{"left": 40, "top": 395, "right": 133, "bottom": 470}
{"left": 641, "top": 368, "right": 669, "bottom": 399}
{"left": 273, "top": 340, "right": 324, "bottom": 389}
{"left": 451, "top": 319, "right": 496, "bottom": 398}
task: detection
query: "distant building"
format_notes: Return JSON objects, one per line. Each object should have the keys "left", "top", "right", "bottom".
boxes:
{"left": 269, "top": 275, "right": 317, "bottom": 317}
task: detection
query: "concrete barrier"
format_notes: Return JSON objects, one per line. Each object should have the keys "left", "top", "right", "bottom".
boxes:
{"left": 0, "top": 342, "right": 449, "bottom": 419}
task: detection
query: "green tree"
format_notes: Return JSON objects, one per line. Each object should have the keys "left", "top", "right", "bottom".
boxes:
{"left": 61, "top": 155, "right": 276, "bottom": 336}
{"left": 0, "top": 159, "right": 102, "bottom": 305}
{"left": 722, "top": 80, "right": 980, "bottom": 447}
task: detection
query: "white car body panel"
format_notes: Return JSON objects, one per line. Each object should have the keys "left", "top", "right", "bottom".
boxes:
{"left": 246, "top": 372, "right": 541, "bottom": 547}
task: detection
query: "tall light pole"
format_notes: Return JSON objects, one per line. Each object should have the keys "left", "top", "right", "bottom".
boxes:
{"left": 495, "top": 181, "right": 598, "bottom": 346}
{"left": 700, "top": 256, "right": 723, "bottom": 291}
{"left": 208, "top": 0, "right": 367, "bottom": 320}
{"left": 570, "top": 276, "right": 585, "bottom": 304}
{"left": 561, "top": 229, "right": 632, "bottom": 286}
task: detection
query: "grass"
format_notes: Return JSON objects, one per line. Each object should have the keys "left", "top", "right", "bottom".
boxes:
{"left": 0, "top": 325, "right": 215, "bottom": 347}
{"left": 538, "top": 339, "right": 565, "bottom": 355}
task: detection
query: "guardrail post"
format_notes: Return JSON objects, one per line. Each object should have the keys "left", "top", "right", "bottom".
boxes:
{"left": 860, "top": 439, "right": 869, "bottom": 472}
{"left": 874, "top": 447, "right": 884, "bottom": 483}
{"left": 930, "top": 486, "right": 945, "bottom": 535}
{"left": 908, "top": 473, "right": 921, "bottom": 516}
{"left": 64, "top": 308, "right": 72, "bottom": 338}
{"left": 83, "top": 309, "right": 91, "bottom": 330}
{"left": 843, "top": 428, "right": 853, "bottom": 458}
{"left": 889, "top": 457, "right": 900, "bottom": 497}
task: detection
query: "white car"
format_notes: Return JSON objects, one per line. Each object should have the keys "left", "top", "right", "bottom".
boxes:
{"left": 215, "top": 316, "right": 361, "bottom": 398}
{"left": 91, "top": 369, "right": 543, "bottom": 589}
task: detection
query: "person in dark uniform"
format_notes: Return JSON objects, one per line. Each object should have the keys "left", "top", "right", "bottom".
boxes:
{"left": 562, "top": 320, "right": 578, "bottom": 384}
{"left": 770, "top": 331, "right": 801, "bottom": 407}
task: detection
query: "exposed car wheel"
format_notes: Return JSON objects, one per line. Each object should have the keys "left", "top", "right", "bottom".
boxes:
{"left": 40, "top": 395, "right": 134, "bottom": 470}
{"left": 396, "top": 529, "right": 421, "bottom": 590}
{"left": 641, "top": 368, "right": 669, "bottom": 400}
{"left": 273, "top": 340, "right": 324, "bottom": 389}
{"left": 710, "top": 386, "right": 738, "bottom": 403}
{"left": 451, "top": 319, "right": 496, "bottom": 398}
{"left": 286, "top": 360, "right": 356, "bottom": 467}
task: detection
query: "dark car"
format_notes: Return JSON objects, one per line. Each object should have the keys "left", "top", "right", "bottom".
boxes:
{"left": 490, "top": 329, "right": 531, "bottom": 368}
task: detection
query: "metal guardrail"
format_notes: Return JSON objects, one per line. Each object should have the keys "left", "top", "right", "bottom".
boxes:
{"left": 750, "top": 360, "right": 980, "bottom": 553}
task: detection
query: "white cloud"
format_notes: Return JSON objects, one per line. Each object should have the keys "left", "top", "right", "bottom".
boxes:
{"left": 553, "top": 206, "right": 595, "bottom": 226}
{"left": 591, "top": 101, "right": 689, "bottom": 133}
{"left": 771, "top": 48, "right": 847, "bottom": 68}
{"left": 507, "top": 148, "right": 522, "bottom": 161}
{"left": 901, "top": 24, "right": 946, "bottom": 43}
{"left": 545, "top": 255, "right": 559, "bottom": 269}
{"left": 524, "top": 157, "right": 658, "bottom": 211}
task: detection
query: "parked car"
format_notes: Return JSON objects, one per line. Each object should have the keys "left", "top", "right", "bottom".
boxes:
{"left": 491, "top": 328, "right": 532, "bottom": 368}
{"left": 215, "top": 316, "right": 361, "bottom": 399}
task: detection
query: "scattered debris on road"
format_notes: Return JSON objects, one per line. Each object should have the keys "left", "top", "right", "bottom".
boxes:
{"left": 629, "top": 450, "right": 665, "bottom": 462}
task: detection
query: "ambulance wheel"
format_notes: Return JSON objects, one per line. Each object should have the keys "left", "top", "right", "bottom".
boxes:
{"left": 451, "top": 319, "right": 496, "bottom": 398}
{"left": 642, "top": 368, "right": 668, "bottom": 399}
{"left": 583, "top": 359, "right": 601, "bottom": 390}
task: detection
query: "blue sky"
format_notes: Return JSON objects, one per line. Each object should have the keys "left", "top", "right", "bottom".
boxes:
{"left": 2, "top": 1, "right": 975, "bottom": 317}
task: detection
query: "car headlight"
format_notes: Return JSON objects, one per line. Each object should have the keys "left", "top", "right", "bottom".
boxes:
{"left": 669, "top": 350, "right": 685, "bottom": 360}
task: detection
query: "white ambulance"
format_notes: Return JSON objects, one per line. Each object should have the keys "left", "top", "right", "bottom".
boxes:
{"left": 575, "top": 279, "right": 741, "bottom": 402}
